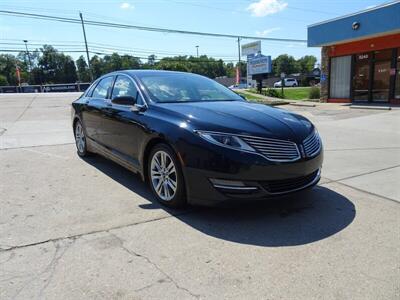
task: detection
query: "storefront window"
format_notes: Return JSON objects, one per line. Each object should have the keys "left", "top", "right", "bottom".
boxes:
{"left": 330, "top": 56, "right": 351, "bottom": 98}
{"left": 353, "top": 53, "right": 370, "bottom": 101}
{"left": 372, "top": 49, "right": 391, "bottom": 102}
{"left": 395, "top": 48, "right": 400, "bottom": 99}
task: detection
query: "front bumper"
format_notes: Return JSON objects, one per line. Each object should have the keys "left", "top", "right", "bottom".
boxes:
{"left": 181, "top": 146, "right": 323, "bottom": 206}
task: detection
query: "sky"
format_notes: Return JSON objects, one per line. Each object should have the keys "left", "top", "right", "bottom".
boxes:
{"left": 0, "top": 0, "right": 387, "bottom": 64}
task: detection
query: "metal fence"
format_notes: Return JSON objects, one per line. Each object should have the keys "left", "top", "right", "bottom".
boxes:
{"left": 0, "top": 83, "right": 91, "bottom": 93}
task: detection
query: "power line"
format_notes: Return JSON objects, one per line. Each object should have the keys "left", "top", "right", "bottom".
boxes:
{"left": 0, "top": 10, "right": 307, "bottom": 43}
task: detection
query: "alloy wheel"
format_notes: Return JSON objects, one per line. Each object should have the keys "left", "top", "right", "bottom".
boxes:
{"left": 150, "top": 150, "right": 177, "bottom": 201}
{"left": 75, "top": 122, "right": 86, "bottom": 154}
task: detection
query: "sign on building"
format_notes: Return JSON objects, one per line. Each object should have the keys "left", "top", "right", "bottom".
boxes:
{"left": 248, "top": 55, "right": 272, "bottom": 75}
{"left": 241, "top": 41, "right": 261, "bottom": 56}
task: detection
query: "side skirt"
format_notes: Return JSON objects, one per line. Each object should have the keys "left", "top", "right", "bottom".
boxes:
{"left": 87, "top": 137, "right": 142, "bottom": 176}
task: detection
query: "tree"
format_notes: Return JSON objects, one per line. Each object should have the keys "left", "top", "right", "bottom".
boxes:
{"left": 272, "top": 54, "right": 299, "bottom": 77}
{"left": 297, "top": 55, "right": 317, "bottom": 74}
{"left": 38, "top": 45, "right": 78, "bottom": 83}
{"left": 0, "top": 54, "right": 23, "bottom": 85}
{"left": 76, "top": 56, "right": 91, "bottom": 82}
{"left": 147, "top": 54, "right": 156, "bottom": 66}
{"left": 0, "top": 74, "right": 8, "bottom": 86}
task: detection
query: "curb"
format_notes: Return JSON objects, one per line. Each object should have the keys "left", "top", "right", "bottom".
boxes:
{"left": 350, "top": 105, "right": 391, "bottom": 111}
{"left": 289, "top": 102, "right": 316, "bottom": 107}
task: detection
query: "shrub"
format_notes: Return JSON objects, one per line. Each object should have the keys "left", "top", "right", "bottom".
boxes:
{"left": 308, "top": 86, "right": 320, "bottom": 99}
{"left": 264, "top": 88, "right": 283, "bottom": 99}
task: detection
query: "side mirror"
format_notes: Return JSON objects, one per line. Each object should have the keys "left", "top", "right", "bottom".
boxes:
{"left": 111, "top": 95, "right": 136, "bottom": 105}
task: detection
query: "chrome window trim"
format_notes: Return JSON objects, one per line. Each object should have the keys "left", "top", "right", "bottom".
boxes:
{"left": 110, "top": 73, "right": 149, "bottom": 109}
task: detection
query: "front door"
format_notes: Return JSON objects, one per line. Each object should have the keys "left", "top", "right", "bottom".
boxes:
{"left": 352, "top": 50, "right": 392, "bottom": 103}
{"left": 102, "top": 75, "right": 146, "bottom": 167}
{"left": 353, "top": 53, "right": 370, "bottom": 102}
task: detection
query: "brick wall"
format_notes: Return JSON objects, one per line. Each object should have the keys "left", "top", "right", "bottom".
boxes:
{"left": 320, "top": 46, "right": 329, "bottom": 102}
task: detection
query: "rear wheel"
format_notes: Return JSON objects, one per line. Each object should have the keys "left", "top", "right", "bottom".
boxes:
{"left": 74, "top": 120, "right": 91, "bottom": 157}
{"left": 148, "top": 144, "right": 186, "bottom": 207}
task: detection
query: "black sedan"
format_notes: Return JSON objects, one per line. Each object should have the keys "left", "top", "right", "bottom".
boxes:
{"left": 71, "top": 70, "right": 323, "bottom": 207}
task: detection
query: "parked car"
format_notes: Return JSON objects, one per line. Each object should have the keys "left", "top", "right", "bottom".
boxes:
{"left": 274, "top": 78, "right": 298, "bottom": 88}
{"left": 228, "top": 83, "right": 249, "bottom": 90}
{"left": 72, "top": 70, "right": 323, "bottom": 207}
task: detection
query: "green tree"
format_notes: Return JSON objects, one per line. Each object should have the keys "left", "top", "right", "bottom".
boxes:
{"left": 90, "top": 55, "right": 105, "bottom": 78}
{"left": 76, "top": 56, "right": 91, "bottom": 82}
{"left": 272, "top": 54, "right": 299, "bottom": 77}
{"left": 297, "top": 55, "right": 317, "bottom": 74}
{"left": 38, "top": 45, "right": 77, "bottom": 83}
{"left": 0, "top": 54, "right": 23, "bottom": 85}
{"left": 0, "top": 74, "right": 8, "bottom": 86}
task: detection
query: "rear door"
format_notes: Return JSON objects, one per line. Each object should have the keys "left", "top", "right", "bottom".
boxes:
{"left": 82, "top": 76, "right": 114, "bottom": 144}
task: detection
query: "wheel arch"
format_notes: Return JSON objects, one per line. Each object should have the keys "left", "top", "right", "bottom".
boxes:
{"left": 141, "top": 136, "right": 182, "bottom": 183}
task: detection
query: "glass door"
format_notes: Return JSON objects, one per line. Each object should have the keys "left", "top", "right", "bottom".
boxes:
{"left": 353, "top": 53, "right": 370, "bottom": 102}
{"left": 395, "top": 48, "right": 400, "bottom": 100}
{"left": 372, "top": 50, "right": 391, "bottom": 102}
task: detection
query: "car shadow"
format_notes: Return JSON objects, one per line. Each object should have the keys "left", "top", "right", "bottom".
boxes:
{"left": 82, "top": 155, "right": 356, "bottom": 247}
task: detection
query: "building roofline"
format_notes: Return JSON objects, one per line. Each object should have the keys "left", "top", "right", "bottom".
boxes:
{"left": 308, "top": 1, "right": 400, "bottom": 28}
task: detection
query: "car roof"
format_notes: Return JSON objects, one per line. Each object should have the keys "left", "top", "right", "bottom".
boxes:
{"left": 106, "top": 69, "right": 198, "bottom": 77}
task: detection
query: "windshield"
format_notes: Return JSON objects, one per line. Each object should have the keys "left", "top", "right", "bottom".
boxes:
{"left": 138, "top": 72, "right": 244, "bottom": 103}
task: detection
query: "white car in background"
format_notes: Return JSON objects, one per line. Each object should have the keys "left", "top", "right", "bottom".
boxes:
{"left": 274, "top": 78, "right": 298, "bottom": 88}
{"left": 229, "top": 83, "right": 249, "bottom": 90}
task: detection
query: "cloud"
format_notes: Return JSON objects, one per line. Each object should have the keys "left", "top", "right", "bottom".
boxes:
{"left": 247, "top": 0, "right": 287, "bottom": 17}
{"left": 255, "top": 27, "right": 280, "bottom": 37}
{"left": 365, "top": 4, "right": 377, "bottom": 9}
{"left": 120, "top": 2, "right": 134, "bottom": 10}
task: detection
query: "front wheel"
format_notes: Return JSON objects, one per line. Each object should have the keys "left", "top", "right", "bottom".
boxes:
{"left": 148, "top": 144, "right": 186, "bottom": 207}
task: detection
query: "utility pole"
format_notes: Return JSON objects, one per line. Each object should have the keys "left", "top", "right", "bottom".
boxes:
{"left": 23, "top": 40, "right": 33, "bottom": 84}
{"left": 195, "top": 45, "right": 199, "bottom": 58}
{"left": 79, "top": 12, "right": 93, "bottom": 81}
{"left": 237, "top": 37, "right": 241, "bottom": 83}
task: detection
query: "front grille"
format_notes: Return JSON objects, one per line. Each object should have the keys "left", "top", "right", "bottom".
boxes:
{"left": 303, "top": 131, "right": 321, "bottom": 157}
{"left": 260, "top": 169, "right": 320, "bottom": 194}
{"left": 240, "top": 136, "right": 300, "bottom": 162}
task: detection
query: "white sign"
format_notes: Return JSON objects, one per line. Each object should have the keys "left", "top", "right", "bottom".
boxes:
{"left": 248, "top": 55, "right": 272, "bottom": 75}
{"left": 241, "top": 41, "right": 261, "bottom": 56}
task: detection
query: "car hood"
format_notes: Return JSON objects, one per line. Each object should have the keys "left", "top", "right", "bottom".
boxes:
{"left": 154, "top": 101, "right": 314, "bottom": 143}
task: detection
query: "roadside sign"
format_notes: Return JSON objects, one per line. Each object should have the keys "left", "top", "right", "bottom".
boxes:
{"left": 248, "top": 55, "right": 272, "bottom": 75}
{"left": 241, "top": 41, "right": 261, "bottom": 56}
{"left": 280, "top": 72, "right": 285, "bottom": 79}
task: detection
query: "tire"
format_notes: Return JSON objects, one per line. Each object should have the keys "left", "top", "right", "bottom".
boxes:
{"left": 74, "top": 120, "right": 91, "bottom": 157}
{"left": 148, "top": 144, "right": 186, "bottom": 207}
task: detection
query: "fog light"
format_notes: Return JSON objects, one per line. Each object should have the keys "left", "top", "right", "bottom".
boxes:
{"left": 209, "top": 178, "right": 258, "bottom": 191}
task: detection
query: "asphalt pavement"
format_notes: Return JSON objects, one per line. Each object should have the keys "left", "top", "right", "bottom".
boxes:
{"left": 0, "top": 93, "right": 399, "bottom": 299}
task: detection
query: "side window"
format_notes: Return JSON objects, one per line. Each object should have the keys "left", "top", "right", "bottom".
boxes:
{"left": 92, "top": 77, "right": 114, "bottom": 99}
{"left": 111, "top": 75, "right": 141, "bottom": 104}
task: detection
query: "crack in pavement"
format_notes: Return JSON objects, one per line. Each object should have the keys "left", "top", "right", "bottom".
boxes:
{"left": 108, "top": 232, "right": 201, "bottom": 299}
{"left": 321, "top": 180, "right": 399, "bottom": 205}
{"left": 321, "top": 164, "right": 400, "bottom": 185}
{"left": 0, "top": 210, "right": 196, "bottom": 253}
{"left": 10, "top": 238, "right": 75, "bottom": 300}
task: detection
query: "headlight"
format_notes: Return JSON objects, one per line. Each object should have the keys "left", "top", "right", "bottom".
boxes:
{"left": 196, "top": 131, "right": 255, "bottom": 152}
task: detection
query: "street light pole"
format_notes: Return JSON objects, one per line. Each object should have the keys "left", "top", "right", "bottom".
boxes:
{"left": 79, "top": 12, "right": 93, "bottom": 81}
{"left": 195, "top": 45, "right": 199, "bottom": 58}
{"left": 23, "top": 40, "right": 33, "bottom": 84}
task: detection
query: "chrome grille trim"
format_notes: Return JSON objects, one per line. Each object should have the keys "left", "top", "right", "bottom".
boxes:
{"left": 303, "top": 130, "right": 322, "bottom": 157}
{"left": 240, "top": 136, "right": 301, "bottom": 162}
